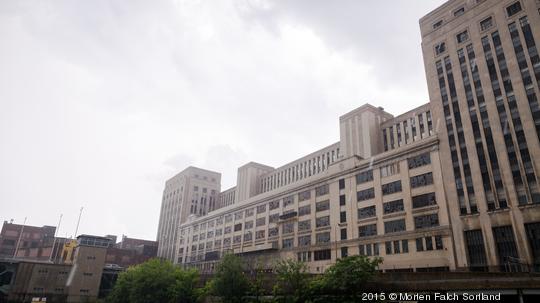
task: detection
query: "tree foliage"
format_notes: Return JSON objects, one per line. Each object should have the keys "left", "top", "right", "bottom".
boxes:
{"left": 106, "top": 258, "right": 199, "bottom": 303}
{"left": 312, "top": 255, "right": 382, "bottom": 302}
{"left": 273, "top": 259, "right": 310, "bottom": 303}
{"left": 207, "top": 253, "right": 251, "bottom": 303}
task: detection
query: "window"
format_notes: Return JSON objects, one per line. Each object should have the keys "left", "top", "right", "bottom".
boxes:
{"left": 480, "top": 17, "right": 493, "bottom": 31}
{"left": 493, "top": 226, "right": 519, "bottom": 268}
{"left": 380, "top": 163, "right": 400, "bottom": 177}
{"left": 256, "top": 217, "right": 265, "bottom": 227}
{"left": 435, "top": 235, "right": 443, "bottom": 250}
{"left": 298, "top": 205, "right": 311, "bottom": 216}
{"left": 393, "top": 240, "right": 401, "bottom": 254}
{"left": 435, "top": 42, "right": 446, "bottom": 55}
{"left": 385, "top": 241, "right": 392, "bottom": 255}
{"left": 433, "top": 20, "right": 443, "bottom": 29}
{"left": 282, "top": 222, "right": 294, "bottom": 234}
{"left": 506, "top": 2, "right": 522, "bottom": 17}
{"left": 244, "top": 232, "right": 252, "bottom": 242}
{"left": 465, "top": 230, "right": 488, "bottom": 269}
{"left": 269, "top": 200, "right": 280, "bottom": 210}
{"left": 339, "top": 195, "right": 346, "bottom": 206}
{"left": 414, "top": 214, "right": 439, "bottom": 229}
{"left": 356, "top": 170, "right": 373, "bottom": 184}
{"left": 358, "top": 206, "right": 376, "bottom": 219}
{"left": 340, "top": 211, "right": 347, "bottom": 223}
{"left": 298, "top": 235, "right": 311, "bottom": 246}
{"left": 255, "top": 230, "right": 265, "bottom": 240}
{"left": 297, "top": 251, "right": 312, "bottom": 262}
{"left": 341, "top": 247, "right": 348, "bottom": 258}
{"left": 298, "top": 190, "right": 311, "bottom": 202}
{"left": 298, "top": 219, "right": 311, "bottom": 231}
{"left": 410, "top": 172, "right": 434, "bottom": 188}
{"left": 316, "top": 232, "right": 330, "bottom": 244}
{"left": 314, "top": 249, "right": 331, "bottom": 261}
{"left": 384, "top": 219, "right": 406, "bottom": 234}
{"left": 315, "top": 184, "right": 329, "bottom": 196}
{"left": 412, "top": 192, "right": 437, "bottom": 208}
{"left": 282, "top": 238, "right": 293, "bottom": 249}
{"left": 257, "top": 204, "right": 266, "bottom": 214}
{"left": 268, "top": 227, "right": 279, "bottom": 237}
{"left": 224, "top": 226, "right": 231, "bottom": 234}
{"left": 426, "top": 237, "right": 433, "bottom": 251}
{"left": 316, "top": 216, "right": 330, "bottom": 228}
{"left": 526, "top": 223, "right": 540, "bottom": 269}
{"left": 416, "top": 238, "right": 424, "bottom": 251}
{"left": 225, "top": 214, "right": 232, "bottom": 223}
{"left": 454, "top": 7, "right": 465, "bottom": 17}
{"left": 402, "top": 240, "right": 409, "bottom": 253}
{"left": 283, "top": 195, "right": 294, "bottom": 207}
{"left": 383, "top": 199, "right": 404, "bottom": 214}
{"left": 456, "top": 30, "right": 469, "bottom": 43}
{"left": 339, "top": 179, "right": 345, "bottom": 189}
{"left": 359, "top": 224, "right": 377, "bottom": 237}
{"left": 234, "top": 223, "right": 242, "bottom": 232}
{"left": 316, "top": 200, "right": 330, "bottom": 212}
{"left": 357, "top": 188, "right": 375, "bottom": 202}
{"left": 233, "top": 235, "right": 241, "bottom": 244}
{"left": 341, "top": 228, "right": 347, "bottom": 240}
{"left": 269, "top": 213, "right": 279, "bottom": 223}
{"left": 382, "top": 180, "right": 402, "bottom": 195}
{"left": 408, "top": 153, "right": 431, "bottom": 169}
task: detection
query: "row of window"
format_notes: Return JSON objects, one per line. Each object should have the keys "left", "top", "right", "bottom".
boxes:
{"left": 382, "top": 112, "right": 433, "bottom": 151}
{"left": 357, "top": 175, "right": 434, "bottom": 202}
{"left": 432, "top": 1, "right": 521, "bottom": 31}
{"left": 358, "top": 213, "right": 440, "bottom": 237}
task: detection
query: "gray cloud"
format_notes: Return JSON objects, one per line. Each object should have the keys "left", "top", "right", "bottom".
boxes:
{"left": 1, "top": 0, "right": 445, "bottom": 240}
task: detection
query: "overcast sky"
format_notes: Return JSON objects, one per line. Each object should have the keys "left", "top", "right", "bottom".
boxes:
{"left": 1, "top": 0, "right": 446, "bottom": 241}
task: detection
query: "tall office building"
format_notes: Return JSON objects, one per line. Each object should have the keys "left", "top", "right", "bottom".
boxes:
{"left": 156, "top": 167, "right": 221, "bottom": 261}
{"left": 420, "top": 0, "right": 540, "bottom": 270}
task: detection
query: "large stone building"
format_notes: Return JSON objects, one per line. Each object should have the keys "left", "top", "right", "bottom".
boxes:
{"left": 174, "top": 104, "right": 452, "bottom": 273}
{"left": 420, "top": 0, "right": 540, "bottom": 271}
{"left": 156, "top": 167, "right": 221, "bottom": 260}
{"left": 163, "top": 0, "right": 540, "bottom": 274}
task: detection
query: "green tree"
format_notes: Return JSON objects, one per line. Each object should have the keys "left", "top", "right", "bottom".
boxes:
{"left": 314, "top": 255, "right": 382, "bottom": 302}
{"left": 273, "top": 259, "right": 310, "bottom": 303}
{"left": 106, "top": 258, "right": 199, "bottom": 303}
{"left": 208, "top": 253, "right": 251, "bottom": 303}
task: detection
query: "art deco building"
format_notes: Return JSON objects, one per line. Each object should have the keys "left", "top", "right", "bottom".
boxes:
{"left": 156, "top": 167, "right": 221, "bottom": 260}
{"left": 174, "top": 104, "right": 453, "bottom": 273}
{"left": 420, "top": 0, "right": 540, "bottom": 270}
{"left": 165, "top": 0, "right": 540, "bottom": 273}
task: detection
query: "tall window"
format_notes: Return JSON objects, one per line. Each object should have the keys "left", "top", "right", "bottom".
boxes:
{"left": 493, "top": 226, "right": 519, "bottom": 271}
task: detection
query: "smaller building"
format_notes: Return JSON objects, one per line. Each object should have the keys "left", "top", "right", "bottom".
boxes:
{"left": 1, "top": 234, "right": 111, "bottom": 303}
{"left": 105, "top": 236, "right": 158, "bottom": 268}
{"left": 0, "top": 221, "right": 56, "bottom": 259}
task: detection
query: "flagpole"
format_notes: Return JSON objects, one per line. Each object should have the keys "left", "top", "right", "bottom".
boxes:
{"left": 74, "top": 207, "right": 84, "bottom": 237}
{"left": 49, "top": 214, "right": 63, "bottom": 263}
{"left": 13, "top": 217, "right": 27, "bottom": 259}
